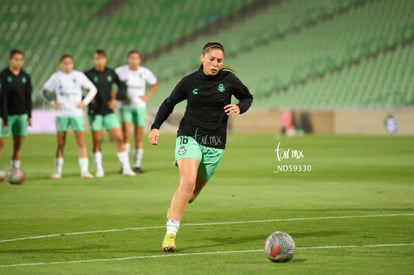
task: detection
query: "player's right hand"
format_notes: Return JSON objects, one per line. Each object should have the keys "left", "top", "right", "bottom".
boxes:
{"left": 148, "top": 129, "right": 159, "bottom": 145}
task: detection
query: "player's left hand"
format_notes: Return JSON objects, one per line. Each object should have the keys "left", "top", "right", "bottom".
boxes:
{"left": 108, "top": 99, "right": 118, "bottom": 109}
{"left": 77, "top": 102, "right": 85, "bottom": 108}
{"left": 224, "top": 104, "right": 240, "bottom": 117}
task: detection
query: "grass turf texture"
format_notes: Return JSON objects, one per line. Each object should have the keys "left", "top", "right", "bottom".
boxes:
{"left": 0, "top": 133, "right": 413, "bottom": 274}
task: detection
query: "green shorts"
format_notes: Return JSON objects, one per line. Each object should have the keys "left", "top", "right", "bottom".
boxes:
{"left": 175, "top": 136, "right": 224, "bottom": 180}
{"left": 1, "top": 114, "right": 29, "bottom": 137}
{"left": 88, "top": 113, "right": 120, "bottom": 131}
{"left": 120, "top": 107, "right": 146, "bottom": 127}
{"left": 56, "top": 116, "right": 85, "bottom": 132}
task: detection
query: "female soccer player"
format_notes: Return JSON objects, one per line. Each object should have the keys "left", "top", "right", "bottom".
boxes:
{"left": 85, "top": 49, "right": 135, "bottom": 177}
{"left": 115, "top": 50, "right": 159, "bottom": 173}
{"left": 0, "top": 49, "right": 32, "bottom": 173}
{"left": 42, "top": 54, "right": 97, "bottom": 179}
{"left": 148, "top": 42, "right": 253, "bottom": 252}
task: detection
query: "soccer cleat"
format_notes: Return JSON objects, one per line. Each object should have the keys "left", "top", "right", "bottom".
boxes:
{"left": 95, "top": 170, "right": 105, "bottom": 178}
{"left": 81, "top": 172, "right": 94, "bottom": 179}
{"left": 50, "top": 172, "right": 62, "bottom": 179}
{"left": 132, "top": 167, "right": 144, "bottom": 174}
{"left": 162, "top": 233, "right": 177, "bottom": 252}
{"left": 122, "top": 168, "right": 136, "bottom": 176}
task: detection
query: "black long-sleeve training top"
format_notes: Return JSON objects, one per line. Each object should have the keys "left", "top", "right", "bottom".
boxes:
{"left": 151, "top": 66, "right": 253, "bottom": 149}
{"left": 84, "top": 67, "right": 125, "bottom": 115}
{"left": 0, "top": 68, "right": 32, "bottom": 119}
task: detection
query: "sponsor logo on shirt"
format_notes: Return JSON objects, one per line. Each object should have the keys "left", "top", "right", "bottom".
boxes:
{"left": 7, "top": 76, "right": 12, "bottom": 83}
{"left": 93, "top": 76, "right": 99, "bottom": 83}
{"left": 107, "top": 75, "right": 112, "bottom": 82}
{"left": 192, "top": 88, "right": 198, "bottom": 95}
{"left": 22, "top": 77, "right": 27, "bottom": 84}
{"left": 218, "top": 83, "right": 225, "bottom": 92}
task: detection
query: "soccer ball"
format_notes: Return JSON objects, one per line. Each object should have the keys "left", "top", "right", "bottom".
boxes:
{"left": 264, "top": 231, "right": 296, "bottom": 263}
{"left": 0, "top": 167, "right": 6, "bottom": 181}
{"left": 7, "top": 169, "right": 25, "bottom": 185}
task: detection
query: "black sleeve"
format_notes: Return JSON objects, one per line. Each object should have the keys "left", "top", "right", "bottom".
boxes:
{"left": 230, "top": 74, "right": 253, "bottom": 114}
{"left": 150, "top": 78, "right": 188, "bottom": 130}
{"left": 25, "top": 74, "right": 33, "bottom": 118}
{"left": 113, "top": 71, "right": 127, "bottom": 101}
{"left": 1, "top": 91, "right": 6, "bottom": 126}
{"left": 0, "top": 74, "right": 7, "bottom": 125}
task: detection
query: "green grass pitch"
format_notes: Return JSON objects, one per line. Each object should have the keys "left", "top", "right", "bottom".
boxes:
{"left": 0, "top": 133, "right": 413, "bottom": 274}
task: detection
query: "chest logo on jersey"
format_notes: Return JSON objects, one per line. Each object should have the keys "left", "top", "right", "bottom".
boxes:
{"left": 107, "top": 75, "right": 112, "bottom": 82}
{"left": 93, "top": 76, "right": 99, "bottom": 83}
{"left": 218, "top": 83, "right": 225, "bottom": 92}
{"left": 22, "top": 77, "right": 27, "bottom": 84}
{"left": 192, "top": 88, "right": 198, "bottom": 95}
{"left": 72, "top": 78, "right": 77, "bottom": 84}
{"left": 7, "top": 76, "right": 12, "bottom": 83}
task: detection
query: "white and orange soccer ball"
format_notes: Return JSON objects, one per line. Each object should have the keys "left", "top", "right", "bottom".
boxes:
{"left": 264, "top": 231, "right": 296, "bottom": 263}
{"left": 7, "top": 169, "right": 26, "bottom": 185}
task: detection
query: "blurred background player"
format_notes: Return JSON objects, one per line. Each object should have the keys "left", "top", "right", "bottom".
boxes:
{"left": 0, "top": 49, "right": 32, "bottom": 174}
{"left": 0, "top": 64, "right": 9, "bottom": 172}
{"left": 115, "top": 50, "right": 159, "bottom": 173}
{"left": 148, "top": 42, "right": 253, "bottom": 252}
{"left": 42, "top": 54, "right": 97, "bottom": 179}
{"left": 384, "top": 112, "right": 398, "bottom": 135}
{"left": 85, "top": 49, "right": 135, "bottom": 177}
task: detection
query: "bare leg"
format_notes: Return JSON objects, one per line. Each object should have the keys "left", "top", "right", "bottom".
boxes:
{"left": 122, "top": 122, "right": 131, "bottom": 145}
{"left": 108, "top": 127, "right": 125, "bottom": 152}
{"left": 74, "top": 131, "right": 91, "bottom": 177}
{"left": 169, "top": 158, "right": 200, "bottom": 222}
{"left": 92, "top": 129, "right": 103, "bottom": 153}
{"left": 10, "top": 135, "right": 25, "bottom": 170}
{"left": 109, "top": 127, "right": 134, "bottom": 175}
{"left": 189, "top": 175, "right": 209, "bottom": 203}
{"left": 74, "top": 131, "right": 87, "bottom": 158}
{"left": 134, "top": 126, "right": 144, "bottom": 151}
{"left": 56, "top": 132, "right": 66, "bottom": 158}
{"left": 133, "top": 126, "right": 144, "bottom": 169}
{"left": 51, "top": 132, "right": 66, "bottom": 178}
{"left": 0, "top": 137, "right": 7, "bottom": 163}
{"left": 11, "top": 135, "right": 25, "bottom": 161}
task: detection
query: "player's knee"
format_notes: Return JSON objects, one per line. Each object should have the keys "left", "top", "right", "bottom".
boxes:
{"left": 57, "top": 140, "right": 66, "bottom": 149}
{"left": 178, "top": 179, "right": 196, "bottom": 197}
{"left": 76, "top": 139, "right": 86, "bottom": 148}
{"left": 113, "top": 134, "right": 123, "bottom": 145}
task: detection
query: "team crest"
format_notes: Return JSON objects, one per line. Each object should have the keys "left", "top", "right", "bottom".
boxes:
{"left": 107, "top": 75, "right": 112, "bottom": 82}
{"left": 178, "top": 146, "right": 186, "bottom": 155}
{"left": 22, "top": 77, "right": 27, "bottom": 84}
{"left": 218, "top": 83, "right": 225, "bottom": 92}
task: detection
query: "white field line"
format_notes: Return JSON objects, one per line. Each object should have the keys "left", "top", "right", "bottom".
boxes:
{"left": 0, "top": 243, "right": 413, "bottom": 269}
{"left": 1, "top": 213, "right": 413, "bottom": 244}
